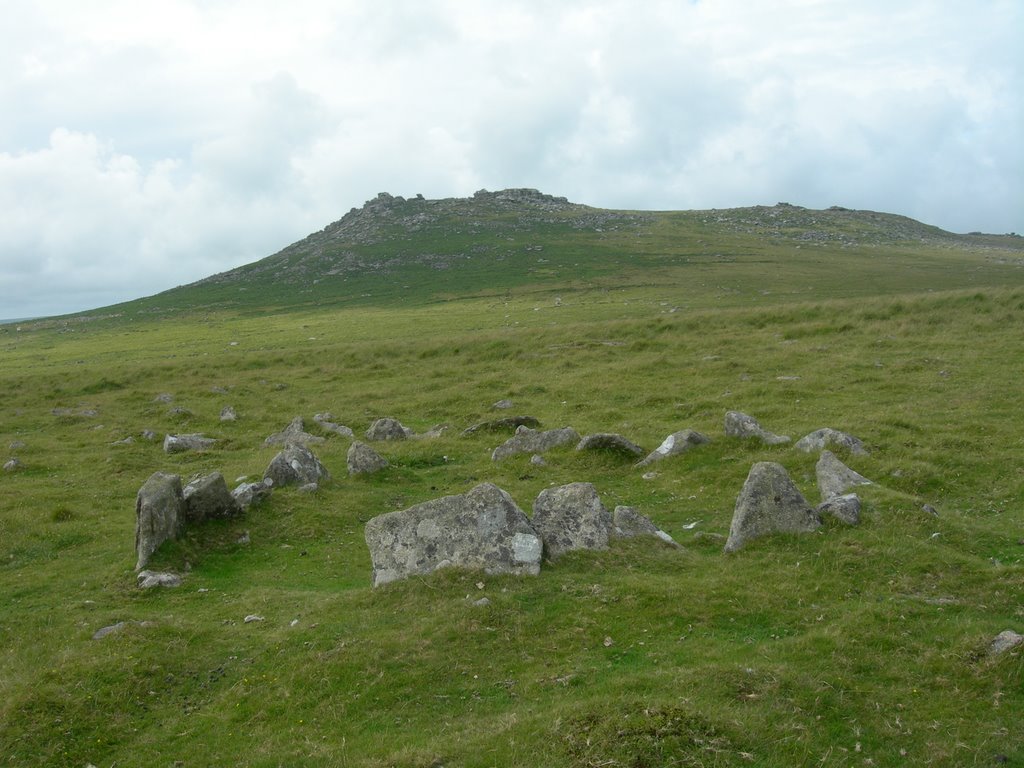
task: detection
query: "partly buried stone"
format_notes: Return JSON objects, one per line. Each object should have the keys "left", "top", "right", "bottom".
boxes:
{"left": 724, "top": 462, "right": 820, "bottom": 553}
{"left": 137, "top": 570, "right": 182, "bottom": 589}
{"left": 816, "top": 450, "right": 872, "bottom": 501}
{"left": 264, "top": 443, "right": 330, "bottom": 488}
{"left": 612, "top": 506, "right": 681, "bottom": 548}
{"left": 576, "top": 433, "right": 645, "bottom": 458}
{"left": 183, "top": 472, "right": 242, "bottom": 523}
{"left": 135, "top": 471, "right": 185, "bottom": 570}
{"left": 989, "top": 630, "right": 1024, "bottom": 656}
{"left": 531, "top": 482, "right": 613, "bottom": 559}
{"left": 816, "top": 493, "right": 861, "bottom": 525}
{"left": 366, "top": 417, "right": 412, "bottom": 441}
{"left": 220, "top": 405, "right": 237, "bottom": 422}
{"left": 348, "top": 440, "right": 389, "bottom": 475}
{"left": 796, "top": 428, "right": 868, "bottom": 456}
{"left": 92, "top": 620, "right": 156, "bottom": 640}
{"left": 724, "top": 411, "right": 790, "bottom": 445}
{"left": 491, "top": 425, "right": 580, "bottom": 461}
{"left": 462, "top": 415, "right": 540, "bottom": 436}
{"left": 364, "top": 482, "right": 542, "bottom": 587}
{"left": 232, "top": 479, "right": 273, "bottom": 510}
{"left": 492, "top": 399, "right": 514, "bottom": 410}
{"left": 163, "top": 433, "right": 217, "bottom": 453}
{"left": 264, "top": 416, "right": 324, "bottom": 447}
{"left": 3, "top": 457, "right": 21, "bottom": 472}
{"left": 314, "top": 412, "right": 354, "bottom": 437}
{"left": 636, "top": 429, "right": 711, "bottom": 467}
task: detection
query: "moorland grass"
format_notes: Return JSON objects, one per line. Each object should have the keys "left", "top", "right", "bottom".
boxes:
{"left": 1, "top": 275, "right": 1023, "bottom": 765}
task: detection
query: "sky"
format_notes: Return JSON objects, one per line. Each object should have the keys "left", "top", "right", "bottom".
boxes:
{"left": 1, "top": 1, "right": 1021, "bottom": 319}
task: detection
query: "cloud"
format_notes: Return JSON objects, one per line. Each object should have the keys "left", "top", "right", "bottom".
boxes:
{"left": 1, "top": 0, "right": 1022, "bottom": 317}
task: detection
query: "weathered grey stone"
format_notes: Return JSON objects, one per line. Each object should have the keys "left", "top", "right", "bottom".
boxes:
{"left": 154, "top": 393, "right": 174, "bottom": 403}
{"left": 612, "top": 505, "right": 681, "bottom": 547}
{"left": 168, "top": 406, "right": 193, "bottom": 418}
{"left": 163, "top": 433, "right": 216, "bottom": 453}
{"left": 724, "top": 462, "right": 820, "bottom": 553}
{"left": 463, "top": 415, "right": 540, "bottom": 436}
{"left": 414, "top": 424, "right": 449, "bottom": 439}
{"left": 140, "top": 429, "right": 158, "bottom": 441}
{"left": 3, "top": 457, "right": 21, "bottom": 472}
{"left": 692, "top": 531, "right": 728, "bottom": 545}
{"left": 816, "top": 450, "right": 872, "bottom": 500}
{"left": 364, "top": 482, "right": 542, "bottom": 587}
{"left": 219, "top": 405, "right": 237, "bottom": 422}
{"left": 491, "top": 426, "right": 581, "bottom": 461}
{"left": 298, "top": 482, "right": 319, "bottom": 493}
{"left": 636, "top": 429, "right": 711, "bottom": 467}
{"left": 796, "top": 428, "right": 868, "bottom": 455}
{"left": 989, "top": 630, "right": 1023, "bottom": 656}
{"left": 530, "top": 454, "right": 547, "bottom": 467}
{"left": 8, "top": 440, "right": 26, "bottom": 451}
{"left": 492, "top": 399, "right": 514, "bottom": 410}
{"left": 135, "top": 471, "right": 185, "bottom": 570}
{"left": 348, "top": 440, "right": 389, "bottom": 475}
{"left": 724, "top": 411, "right": 790, "bottom": 445}
{"left": 137, "top": 570, "right": 182, "bottom": 589}
{"left": 264, "top": 416, "right": 324, "bottom": 447}
{"left": 576, "top": 433, "right": 645, "bottom": 458}
{"left": 531, "top": 482, "right": 613, "bottom": 559}
{"left": 92, "top": 620, "right": 155, "bottom": 640}
{"left": 264, "top": 443, "right": 330, "bottom": 488}
{"left": 183, "top": 472, "right": 242, "bottom": 523}
{"left": 366, "top": 417, "right": 412, "bottom": 441}
{"left": 314, "top": 412, "right": 354, "bottom": 437}
{"left": 111, "top": 436, "right": 135, "bottom": 446}
{"left": 232, "top": 480, "right": 272, "bottom": 510}
{"left": 816, "top": 493, "right": 861, "bottom": 525}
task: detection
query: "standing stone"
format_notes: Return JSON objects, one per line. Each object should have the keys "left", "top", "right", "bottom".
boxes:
{"left": 576, "top": 433, "right": 645, "bottom": 458}
{"left": 264, "top": 443, "right": 330, "bottom": 488}
{"left": 348, "top": 441, "right": 389, "bottom": 475}
{"left": 163, "top": 434, "right": 217, "bottom": 453}
{"left": 364, "top": 482, "right": 542, "bottom": 587}
{"left": 635, "top": 429, "right": 710, "bottom": 467}
{"left": 531, "top": 482, "right": 613, "bottom": 559}
{"left": 816, "top": 450, "right": 872, "bottom": 500}
{"left": 264, "top": 417, "right": 324, "bottom": 447}
{"left": 135, "top": 472, "right": 185, "bottom": 570}
{"left": 183, "top": 472, "right": 242, "bottom": 523}
{"left": 796, "top": 428, "right": 868, "bottom": 455}
{"left": 724, "top": 411, "right": 790, "bottom": 445}
{"left": 491, "top": 426, "right": 580, "bottom": 461}
{"left": 612, "top": 506, "right": 681, "bottom": 547}
{"left": 816, "top": 493, "right": 861, "bottom": 525}
{"left": 366, "top": 417, "right": 412, "bottom": 441}
{"left": 724, "top": 462, "right": 820, "bottom": 553}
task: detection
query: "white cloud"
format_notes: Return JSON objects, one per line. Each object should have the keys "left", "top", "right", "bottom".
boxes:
{"left": 1, "top": 0, "right": 1021, "bottom": 318}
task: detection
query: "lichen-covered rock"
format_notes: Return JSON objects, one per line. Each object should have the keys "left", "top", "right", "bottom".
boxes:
{"left": 232, "top": 480, "right": 273, "bottom": 510}
{"left": 366, "top": 417, "right": 412, "bottom": 441}
{"left": 364, "top": 482, "right": 542, "bottom": 587}
{"left": 636, "top": 429, "right": 710, "bottom": 467}
{"left": 348, "top": 440, "right": 389, "bottom": 475}
{"left": 183, "top": 472, "right": 242, "bottom": 523}
{"left": 137, "top": 570, "right": 182, "bottom": 589}
{"left": 724, "top": 411, "right": 790, "bottom": 445}
{"left": 816, "top": 493, "right": 861, "bottom": 525}
{"left": 724, "top": 462, "right": 820, "bottom": 553}
{"left": 264, "top": 443, "right": 330, "bottom": 488}
{"left": 612, "top": 505, "right": 680, "bottom": 547}
{"left": 576, "top": 433, "right": 645, "bottom": 458}
{"left": 163, "top": 433, "right": 217, "bottom": 453}
{"left": 816, "top": 450, "right": 872, "bottom": 500}
{"left": 264, "top": 416, "right": 324, "bottom": 447}
{"left": 462, "top": 415, "right": 540, "bottom": 436}
{"left": 491, "top": 426, "right": 580, "bottom": 461}
{"left": 135, "top": 471, "right": 185, "bottom": 570}
{"left": 531, "top": 482, "right": 613, "bottom": 559}
{"left": 796, "top": 428, "right": 868, "bottom": 455}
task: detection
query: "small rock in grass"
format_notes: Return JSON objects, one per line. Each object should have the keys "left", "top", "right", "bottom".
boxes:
{"left": 989, "top": 630, "right": 1023, "bottom": 656}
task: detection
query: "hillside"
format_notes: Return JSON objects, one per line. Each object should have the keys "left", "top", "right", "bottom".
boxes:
{"left": 1, "top": 192, "right": 1023, "bottom": 767}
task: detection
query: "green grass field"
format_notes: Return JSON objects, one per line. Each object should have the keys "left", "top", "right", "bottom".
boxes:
{"left": 2, "top": 201, "right": 1023, "bottom": 766}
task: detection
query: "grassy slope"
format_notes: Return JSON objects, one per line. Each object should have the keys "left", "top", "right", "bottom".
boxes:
{"left": 1, "top": 209, "right": 1023, "bottom": 766}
